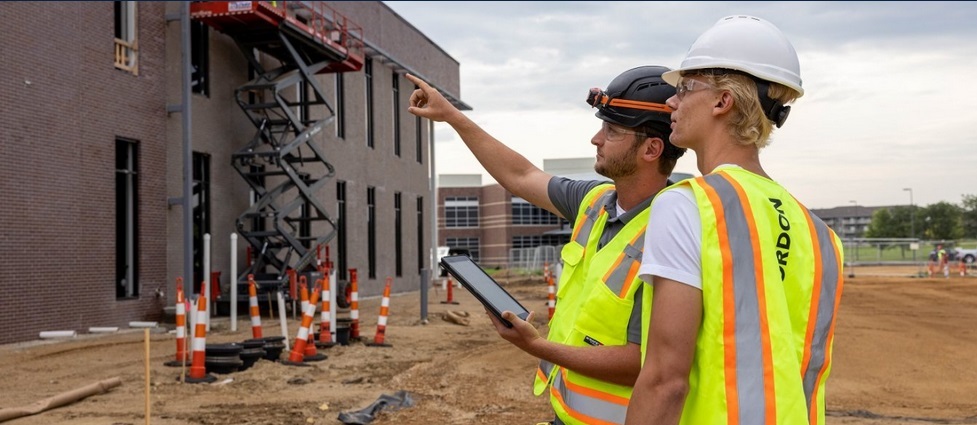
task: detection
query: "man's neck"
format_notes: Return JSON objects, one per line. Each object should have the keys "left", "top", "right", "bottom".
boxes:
{"left": 612, "top": 173, "right": 667, "bottom": 211}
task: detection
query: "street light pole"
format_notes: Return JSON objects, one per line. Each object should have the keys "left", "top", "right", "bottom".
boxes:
{"left": 903, "top": 188, "right": 914, "bottom": 239}
{"left": 904, "top": 187, "right": 917, "bottom": 271}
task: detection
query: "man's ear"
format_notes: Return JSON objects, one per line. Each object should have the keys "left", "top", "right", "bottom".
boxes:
{"left": 714, "top": 91, "right": 734, "bottom": 115}
{"left": 642, "top": 136, "right": 664, "bottom": 162}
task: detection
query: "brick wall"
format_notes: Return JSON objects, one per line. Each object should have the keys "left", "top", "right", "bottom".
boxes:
{"left": 0, "top": 2, "right": 169, "bottom": 345}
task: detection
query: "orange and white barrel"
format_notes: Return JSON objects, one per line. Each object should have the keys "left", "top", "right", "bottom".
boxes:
{"left": 248, "top": 274, "right": 263, "bottom": 338}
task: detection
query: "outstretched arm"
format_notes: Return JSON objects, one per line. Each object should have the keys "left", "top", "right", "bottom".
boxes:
{"left": 489, "top": 311, "right": 642, "bottom": 386}
{"left": 406, "top": 74, "right": 558, "bottom": 216}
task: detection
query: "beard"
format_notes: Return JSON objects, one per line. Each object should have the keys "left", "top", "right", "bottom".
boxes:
{"left": 595, "top": 139, "right": 641, "bottom": 180}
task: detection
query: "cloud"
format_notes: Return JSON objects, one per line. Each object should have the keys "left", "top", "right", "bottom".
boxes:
{"left": 386, "top": 1, "right": 977, "bottom": 208}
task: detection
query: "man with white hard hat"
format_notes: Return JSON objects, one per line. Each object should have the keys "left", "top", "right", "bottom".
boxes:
{"left": 626, "top": 15, "right": 845, "bottom": 425}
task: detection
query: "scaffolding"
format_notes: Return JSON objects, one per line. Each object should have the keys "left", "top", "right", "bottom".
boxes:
{"left": 190, "top": 1, "right": 364, "bottom": 299}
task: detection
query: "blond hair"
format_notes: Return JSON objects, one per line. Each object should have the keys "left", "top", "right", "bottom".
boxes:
{"left": 700, "top": 73, "right": 800, "bottom": 148}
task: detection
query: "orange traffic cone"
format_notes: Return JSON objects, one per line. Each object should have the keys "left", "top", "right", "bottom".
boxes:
{"left": 301, "top": 280, "right": 327, "bottom": 361}
{"left": 282, "top": 283, "right": 323, "bottom": 366}
{"left": 184, "top": 295, "right": 216, "bottom": 383}
{"left": 367, "top": 278, "right": 393, "bottom": 347}
{"left": 350, "top": 269, "right": 361, "bottom": 340}
{"left": 248, "top": 274, "right": 263, "bottom": 338}
{"left": 165, "top": 279, "right": 190, "bottom": 367}
{"left": 440, "top": 277, "right": 459, "bottom": 305}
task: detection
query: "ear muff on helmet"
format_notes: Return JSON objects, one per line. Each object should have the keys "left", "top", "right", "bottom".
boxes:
{"left": 756, "top": 80, "right": 790, "bottom": 128}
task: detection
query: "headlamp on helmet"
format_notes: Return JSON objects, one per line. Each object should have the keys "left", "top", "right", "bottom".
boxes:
{"left": 587, "top": 88, "right": 672, "bottom": 114}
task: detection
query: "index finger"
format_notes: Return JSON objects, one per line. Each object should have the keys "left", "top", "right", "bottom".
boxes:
{"left": 405, "top": 73, "right": 430, "bottom": 89}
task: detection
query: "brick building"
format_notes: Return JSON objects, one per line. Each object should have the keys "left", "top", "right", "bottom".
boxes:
{"left": 438, "top": 158, "right": 694, "bottom": 269}
{"left": 0, "top": 2, "right": 466, "bottom": 345}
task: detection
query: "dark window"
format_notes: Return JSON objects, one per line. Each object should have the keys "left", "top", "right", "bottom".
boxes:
{"left": 392, "top": 72, "right": 401, "bottom": 157}
{"left": 395, "top": 192, "right": 402, "bottom": 277}
{"left": 337, "top": 181, "right": 347, "bottom": 280}
{"left": 445, "top": 196, "right": 479, "bottom": 228}
{"left": 367, "top": 186, "right": 377, "bottom": 279}
{"left": 335, "top": 73, "right": 345, "bottom": 139}
{"left": 446, "top": 237, "right": 480, "bottom": 262}
{"left": 192, "top": 152, "right": 211, "bottom": 294}
{"left": 417, "top": 196, "right": 424, "bottom": 273}
{"left": 365, "top": 59, "right": 374, "bottom": 149}
{"left": 512, "top": 197, "right": 561, "bottom": 225}
{"left": 116, "top": 138, "right": 139, "bottom": 298}
{"left": 191, "top": 21, "right": 209, "bottom": 96}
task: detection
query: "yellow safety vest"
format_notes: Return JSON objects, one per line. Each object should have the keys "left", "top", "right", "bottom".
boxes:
{"left": 535, "top": 184, "right": 650, "bottom": 425}
{"left": 640, "top": 168, "right": 844, "bottom": 425}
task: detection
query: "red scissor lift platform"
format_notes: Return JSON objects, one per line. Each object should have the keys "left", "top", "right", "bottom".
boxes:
{"left": 190, "top": 1, "right": 364, "bottom": 73}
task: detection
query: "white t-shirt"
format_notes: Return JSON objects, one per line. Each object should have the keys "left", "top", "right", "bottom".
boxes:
{"left": 637, "top": 186, "right": 702, "bottom": 290}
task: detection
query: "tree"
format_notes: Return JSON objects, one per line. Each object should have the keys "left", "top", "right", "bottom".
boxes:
{"left": 920, "top": 201, "right": 963, "bottom": 241}
{"left": 865, "top": 205, "right": 914, "bottom": 238}
{"left": 961, "top": 194, "right": 977, "bottom": 239}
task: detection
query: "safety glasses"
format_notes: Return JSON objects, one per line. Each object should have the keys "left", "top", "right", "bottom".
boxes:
{"left": 599, "top": 121, "right": 645, "bottom": 142}
{"left": 675, "top": 78, "right": 720, "bottom": 100}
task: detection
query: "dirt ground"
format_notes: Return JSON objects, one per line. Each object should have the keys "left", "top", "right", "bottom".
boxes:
{"left": 1, "top": 266, "right": 976, "bottom": 425}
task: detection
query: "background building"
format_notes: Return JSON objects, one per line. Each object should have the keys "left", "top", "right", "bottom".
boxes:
{"left": 0, "top": 1, "right": 466, "bottom": 345}
{"left": 810, "top": 205, "right": 880, "bottom": 239}
{"left": 437, "top": 158, "right": 694, "bottom": 269}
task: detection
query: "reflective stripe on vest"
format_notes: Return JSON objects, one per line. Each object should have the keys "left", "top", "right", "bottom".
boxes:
{"left": 537, "top": 360, "right": 554, "bottom": 384}
{"left": 799, "top": 201, "right": 844, "bottom": 424}
{"left": 551, "top": 367, "right": 628, "bottom": 425}
{"left": 699, "top": 172, "right": 843, "bottom": 424}
{"left": 701, "top": 173, "right": 775, "bottom": 424}
{"left": 602, "top": 229, "right": 646, "bottom": 297}
{"left": 570, "top": 187, "right": 615, "bottom": 247}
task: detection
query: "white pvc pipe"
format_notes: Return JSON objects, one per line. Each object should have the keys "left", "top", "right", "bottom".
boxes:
{"left": 39, "top": 331, "right": 77, "bottom": 339}
{"left": 88, "top": 327, "right": 119, "bottom": 333}
{"left": 277, "top": 291, "right": 290, "bottom": 351}
{"left": 230, "top": 233, "right": 238, "bottom": 332}
{"left": 188, "top": 298, "right": 197, "bottom": 336}
{"left": 329, "top": 268, "right": 337, "bottom": 340}
{"left": 204, "top": 233, "right": 211, "bottom": 332}
{"left": 129, "top": 322, "right": 158, "bottom": 328}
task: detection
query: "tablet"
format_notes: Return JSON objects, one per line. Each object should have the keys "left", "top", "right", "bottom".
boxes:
{"left": 439, "top": 255, "right": 530, "bottom": 328}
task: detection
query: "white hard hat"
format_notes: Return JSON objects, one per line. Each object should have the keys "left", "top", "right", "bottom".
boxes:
{"left": 663, "top": 15, "right": 803, "bottom": 97}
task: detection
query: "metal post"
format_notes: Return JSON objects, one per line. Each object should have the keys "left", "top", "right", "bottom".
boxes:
{"left": 230, "top": 233, "right": 238, "bottom": 332}
{"left": 204, "top": 233, "right": 211, "bottom": 331}
{"left": 420, "top": 269, "right": 429, "bottom": 324}
{"left": 180, "top": 2, "right": 194, "bottom": 309}
{"left": 904, "top": 187, "right": 916, "bottom": 263}
{"left": 424, "top": 119, "right": 437, "bottom": 324}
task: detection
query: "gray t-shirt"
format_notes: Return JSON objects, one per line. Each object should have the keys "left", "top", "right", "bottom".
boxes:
{"left": 547, "top": 176, "right": 654, "bottom": 344}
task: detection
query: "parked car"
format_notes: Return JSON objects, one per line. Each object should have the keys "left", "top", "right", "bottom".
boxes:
{"left": 956, "top": 247, "right": 977, "bottom": 264}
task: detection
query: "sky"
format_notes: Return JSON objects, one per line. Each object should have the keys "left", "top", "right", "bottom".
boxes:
{"left": 383, "top": 1, "right": 977, "bottom": 210}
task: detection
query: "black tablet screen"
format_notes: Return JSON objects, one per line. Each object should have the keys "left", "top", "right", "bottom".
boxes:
{"left": 440, "top": 255, "right": 528, "bottom": 321}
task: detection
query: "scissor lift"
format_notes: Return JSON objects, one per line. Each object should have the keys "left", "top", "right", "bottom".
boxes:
{"left": 190, "top": 1, "right": 364, "bottom": 300}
